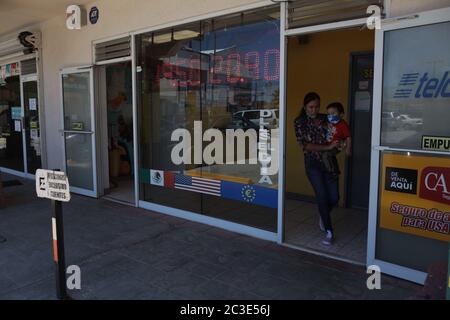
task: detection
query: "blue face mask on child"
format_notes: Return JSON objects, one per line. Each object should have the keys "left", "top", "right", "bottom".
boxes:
{"left": 327, "top": 115, "right": 340, "bottom": 124}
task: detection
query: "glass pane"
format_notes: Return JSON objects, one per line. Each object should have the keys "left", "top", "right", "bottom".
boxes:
{"left": 138, "top": 7, "right": 280, "bottom": 231}
{"left": 376, "top": 151, "right": 449, "bottom": 272}
{"left": 62, "top": 72, "right": 92, "bottom": 132}
{"left": 200, "top": 10, "right": 280, "bottom": 231}
{"left": 65, "top": 132, "right": 94, "bottom": 190}
{"left": 381, "top": 21, "right": 450, "bottom": 149}
{"left": 0, "top": 75, "right": 24, "bottom": 172}
{"left": 138, "top": 23, "right": 203, "bottom": 213}
{"left": 23, "top": 81, "right": 42, "bottom": 174}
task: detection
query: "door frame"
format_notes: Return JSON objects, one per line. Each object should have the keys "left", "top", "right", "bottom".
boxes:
{"left": 60, "top": 66, "right": 98, "bottom": 198}
{"left": 345, "top": 51, "right": 374, "bottom": 209}
{"left": 20, "top": 74, "right": 40, "bottom": 178}
{"left": 94, "top": 58, "right": 137, "bottom": 206}
{"left": 0, "top": 56, "right": 44, "bottom": 179}
{"left": 367, "top": 6, "right": 450, "bottom": 284}
{"left": 278, "top": 12, "right": 374, "bottom": 257}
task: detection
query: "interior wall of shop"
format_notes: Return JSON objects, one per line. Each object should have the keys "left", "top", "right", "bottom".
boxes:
{"left": 37, "top": 0, "right": 270, "bottom": 171}
{"left": 286, "top": 28, "right": 374, "bottom": 206}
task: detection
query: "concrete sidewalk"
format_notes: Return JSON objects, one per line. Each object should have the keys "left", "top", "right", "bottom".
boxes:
{"left": 0, "top": 174, "right": 420, "bottom": 300}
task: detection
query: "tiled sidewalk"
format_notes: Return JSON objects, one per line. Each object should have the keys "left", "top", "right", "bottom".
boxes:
{"left": 0, "top": 174, "right": 420, "bottom": 300}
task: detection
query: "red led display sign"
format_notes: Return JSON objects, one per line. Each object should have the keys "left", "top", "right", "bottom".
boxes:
{"left": 153, "top": 49, "right": 280, "bottom": 88}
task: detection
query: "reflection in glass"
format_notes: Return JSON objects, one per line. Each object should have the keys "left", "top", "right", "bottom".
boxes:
{"left": 62, "top": 72, "right": 94, "bottom": 191}
{"left": 62, "top": 73, "right": 91, "bottom": 132}
{"left": 381, "top": 22, "right": 450, "bottom": 149}
{"left": 23, "top": 81, "right": 42, "bottom": 174}
{"left": 138, "top": 7, "right": 280, "bottom": 231}
{"left": 0, "top": 75, "right": 24, "bottom": 171}
{"left": 64, "top": 132, "right": 94, "bottom": 190}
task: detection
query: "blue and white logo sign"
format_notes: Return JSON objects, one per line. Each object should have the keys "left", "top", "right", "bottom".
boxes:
{"left": 89, "top": 6, "right": 99, "bottom": 25}
{"left": 241, "top": 185, "right": 256, "bottom": 203}
{"left": 394, "top": 71, "right": 450, "bottom": 99}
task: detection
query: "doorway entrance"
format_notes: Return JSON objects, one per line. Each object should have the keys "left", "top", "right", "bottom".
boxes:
{"left": 97, "top": 61, "right": 134, "bottom": 204}
{"left": 284, "top": 26, "right": 374, "bottom": 264}
{"left": 0, "top": 69, "right": 41, "bottom": 176}
{"left": 0, "top": 75, "right": 24, "bottom": 172}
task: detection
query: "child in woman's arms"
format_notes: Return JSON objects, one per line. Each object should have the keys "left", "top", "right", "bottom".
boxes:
{"left": 322, "top": 102, "right": 352, "bottom": 176}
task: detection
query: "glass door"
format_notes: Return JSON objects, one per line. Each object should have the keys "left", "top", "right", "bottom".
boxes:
{"left": 0, "top": 75, "right": 25, "bottom": 173}
{"left": 61, "top": 68, "right": 98, "bottom": 197}
{"left": 368, "top": 7, "right": 450, "bottom": 284}
{"left": 21, "top": 76, "right": 42, "bottom": 175}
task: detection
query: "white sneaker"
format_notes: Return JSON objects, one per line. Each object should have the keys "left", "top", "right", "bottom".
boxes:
{"left": 321, "top": 231, "right": 333, "bottom": 246}
{"left": 319, "top": 217, "right": 325, "bottom": 232}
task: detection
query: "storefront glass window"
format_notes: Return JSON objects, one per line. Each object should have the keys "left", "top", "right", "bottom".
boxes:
{"left": 23, "top": 80, "right": 42, "bottom": 174}
{"left": 376, "top": 151, "right": 448, "bottom": 272}
{"left": 381, "top": 22, "right": 450, "bottom": 150}
{"left": 0, "top": 74, "right": 24, "bottom": 172}
{"left": 137, "top": 7, "right": 280, "bottom": 231}
{"left": 377, "top": 22, "right": 450, "bottom": 272}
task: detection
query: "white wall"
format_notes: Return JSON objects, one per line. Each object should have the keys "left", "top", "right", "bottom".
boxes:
{"left": 39, "top": 0, "right": 271, "bottom": 170}
{"left": 390, "top": 0, "right": 450, "bottom": 16}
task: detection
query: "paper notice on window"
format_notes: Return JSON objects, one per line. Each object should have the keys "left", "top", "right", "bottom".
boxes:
{"left": 31, "top": 129, "right": 39, "bottom": 140}
{"left": 358, "top": 81, "right": 369, "bottom": 90}
{"left": 29, "top": 98, "right": 37, "bottom": 111}
{"left": 14, "top": 120, "right": 22, "bottom": 132}
{"left": 354, "top": 91, "right": 371, "bottom": 112}
{"left": 0, "top": 137, "right": 6, "bottom": 149}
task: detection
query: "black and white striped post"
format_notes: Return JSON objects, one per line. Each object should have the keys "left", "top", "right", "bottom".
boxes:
{"left": 36, "top": 169, "right": 71, "bottom": 300}
{"left": 52, "top": 198, "right": 68, "bottom": 300}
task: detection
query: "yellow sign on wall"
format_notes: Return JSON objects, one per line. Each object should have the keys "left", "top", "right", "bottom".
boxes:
{"left": 380, "top": 153, "right": 450, "bottom": 242}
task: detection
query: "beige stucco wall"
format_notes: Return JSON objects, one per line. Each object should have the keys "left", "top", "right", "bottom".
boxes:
{"left": 38, "top": 0, "right": 450, "bottom": 171}
{"left": 390, "top": 0, "right": 450, "bottom": 16}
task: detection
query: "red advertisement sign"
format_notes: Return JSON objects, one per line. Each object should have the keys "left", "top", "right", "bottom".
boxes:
{"left": 420, "top": 167, "right": 450, "bottom": 206}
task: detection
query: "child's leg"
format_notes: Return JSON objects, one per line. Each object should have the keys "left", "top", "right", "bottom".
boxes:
{"left": 321, "top": 151, "right": 334, "bottom": 173}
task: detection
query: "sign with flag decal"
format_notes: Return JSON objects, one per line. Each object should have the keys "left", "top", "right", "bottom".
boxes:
{"left": 221, "top": 180, "right": 277, "bottom": 208}
{"left": 142, "top": 169, "right": 278, "bottom": 209}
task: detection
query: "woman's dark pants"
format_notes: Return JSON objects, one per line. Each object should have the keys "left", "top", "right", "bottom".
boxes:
{"left": 305, "top": 157, "right": 339, "bottom": 232}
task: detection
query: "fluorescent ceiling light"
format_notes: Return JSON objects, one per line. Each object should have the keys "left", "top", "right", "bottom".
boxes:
{"left": 153, "top": 30, "right": 200, "bottom": 44}
{"left": 268, "top": 12, "right": 280, "bottom": 19}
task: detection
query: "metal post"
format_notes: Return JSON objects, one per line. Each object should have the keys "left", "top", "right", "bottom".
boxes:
{"left": 52, "top": 199, "right": 68, "bottom": 300}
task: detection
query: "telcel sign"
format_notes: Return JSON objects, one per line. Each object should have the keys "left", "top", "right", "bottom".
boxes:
{"left": 394, "top": 71, "right": 450, "bottom": 99}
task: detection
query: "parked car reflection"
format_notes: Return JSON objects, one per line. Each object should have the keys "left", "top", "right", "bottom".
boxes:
{"left": 397, "top": 114, "right": 423, "bottom": 130}
{"left": 381, "top": 111, "right": 400, "bottom": 131}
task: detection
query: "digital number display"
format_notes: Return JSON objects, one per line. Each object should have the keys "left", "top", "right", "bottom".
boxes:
{"left": 153, "top": 49, "right": 280, "bottom": 88}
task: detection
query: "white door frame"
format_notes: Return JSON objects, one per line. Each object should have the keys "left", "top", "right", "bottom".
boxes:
{"left": 279, "top": 3, "right": 450, "bottom": 284}
{"left": 277, "top": 8, "right": 372, "bottom": 248}
{"left": 20, "top": 74, "right": 39, "bottom": 179}
{"left": 60, "top": 66, "right": 98, "bottom": 198}
{"left": 93, "top": 57, "right": 137, "bottom": 206}
{"left": 367, "top": 6, "right": 450, "bottom": 285}
{"left": 131, "top": 35, "right": 139, "bottom": 207}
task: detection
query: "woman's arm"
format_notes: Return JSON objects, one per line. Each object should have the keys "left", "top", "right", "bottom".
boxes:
{"left": 304, "top": 140, "right": 339, "bottom": 152}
